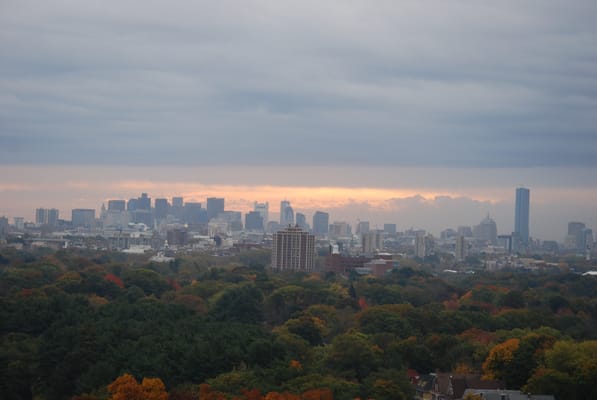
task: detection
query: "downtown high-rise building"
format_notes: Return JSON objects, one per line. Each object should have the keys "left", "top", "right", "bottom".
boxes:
{"left": 295, "top": 212, "right": 308, "bottom": 231}
{"left": 107, "top": 200, "right": 126, "bottom": 212}
{"left": 254, "top": 202, "right": 269, "bottom": 226}
{"left": 361, "top": 230, "right": 383, "bottom": 255}
{"left": 280, "top": 200, "right": 294, "bottom": 227}
{"left": 72, "top": 209, "right": 96, "bottom": 229}
{"left": 245, "top": 211, "right": 264, "bottom": 231}
{"left": 271, "top": 226, "right": 315, "bottom": 272}
{"left": 514, "top": 187, "right": 530, "bottom": 246}
{"left": 35, "top": 208, "right": 59, "bottom": 226}
{"left": 312, "top": 211, "right": 329, "bottom": 236}
{"left": 567, "top": 222, "right": 586, "bottom": 251}
{"left": 154, "top": 198, "right": 170, "bottom": 220}
{"left": 474, "top": 215, "right": 498, "bottom": 245}
{"left": 207, "top": 197, "right": 225, "bottom": 221}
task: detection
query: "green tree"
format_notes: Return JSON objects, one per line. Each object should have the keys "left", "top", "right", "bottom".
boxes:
{"left": 362, "top": 369, "right": 414, "bottom": 400}
{"left": 326, "top": 333, "right": 382, "bottom": 381}
{"left": 209, "top": 284, "right": 264, "bottom": 323}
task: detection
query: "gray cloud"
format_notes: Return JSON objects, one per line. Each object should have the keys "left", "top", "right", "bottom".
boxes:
{"left": 1, "top": 0, "right": 596, "bottom": 167}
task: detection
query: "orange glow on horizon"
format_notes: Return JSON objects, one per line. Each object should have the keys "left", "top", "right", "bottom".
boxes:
{"left": 103, "top": 180, "right": 491, "bottom": 212}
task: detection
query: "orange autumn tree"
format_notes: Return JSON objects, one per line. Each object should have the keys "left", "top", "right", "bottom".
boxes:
{"left": 199, "top": 383, "right": 227, "bottom": 400}
{"left": 108, "top": 374, "right": 143, "bottom": 400}
{"left": 141, "top": 377, "right": 168, "bottom": 400}
{"left": 301, "top": 389, "right": 333, "bottom": 400}
{"left": 108, "top": 374, "right": 168, "bottom": 400}
{"left": 482, "top": 338, "right": 520, "bottom": 380}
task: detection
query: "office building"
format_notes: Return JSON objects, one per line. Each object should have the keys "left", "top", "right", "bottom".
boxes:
{"left": 218, "top": 211, "right": 243, "bottom": 231}
{"left": 127, "top": 193, "right": 152, "bottom": 225}
{"left": 312, "top": 211, "right": 329, "bottom": 236}
{"left": 384, "top": 223, "right": 397, "bottom": 236}
{"left": 154, "top": 198, "right": 170, "bottom": 220}
{"left": 184, "top": 202, "right": 204, "bottom": 224}
{"left": 280, "top": 200, "right": 294, "bottom": 227}
{"left": 108, "top": 200, "right": 126, "bottom": 212}
{"left": 329, "top": 221, "right": 351, "bottom": 238}
{"left": 127, "top": 192, "right": 151, "bottom": 211}
{"left": 0, "top": 216, "right": 8, "bottom": 239}
{"left": 172, "top": 197, "right": 184, "bottom": 208}
{"left": 356, "top": 221, "right": 370, "bottom": 234}
{"left": 415, "top": 233, "right": 434, "bottom": 258}
{"left": 296, "top": 212, "right": 308, "bottom": 231}
{"left": 14, "top": 217, "right": 25, "bottom": 231}
{"left": 567, "top": 222, "right": 586, "bottom": 251}
{"left": 72, "top": 209, "right": 96, "bottom": 229}
{"left": 474, "top": 215, "right": 498, "bottom": 245}
{"left": 47, "top": 208, "right": 59, "bottom": 226}
{"left": 35, "top": 208, "right": 59, "bottom": 226}
{"left": 272, "top": 226, "right": 315, "bottom": 272}
{"left": 362, "top": 230, "right": 383, "bottom": 255}
{"left": 583, "top": 228, "right": 593, "bottom": 253}
{"left": 254, "top": 202, "right": 269, "bottom": 226}
{"left": 514, "top": 187, "right": 530, "bottom": 246}
{"left": 35, "top": 208, "right": 47, "bottom": 225}
{"left": 245, "top": 211, "right": 264, "bottom": 231}
{"left": 455, "top": 235, "right": 467, "bottom": 261}
{"left": 457, "top": 226, "right": 473, "bottom": 238}
{"left": 207, "top": 197, "right": 225, "bottom": 221}
{"left": 171, "top": 197, "right": 184, "bottom": 220}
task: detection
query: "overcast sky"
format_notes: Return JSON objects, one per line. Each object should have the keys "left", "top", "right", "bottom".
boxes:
{"left": 1, "top": 1, "right": 596, "bottom": 239}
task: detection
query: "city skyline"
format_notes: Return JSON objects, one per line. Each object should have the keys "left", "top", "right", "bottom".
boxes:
{"left": 1, "top": 1, "right": 596, "bottom": 242}
{"left": 2, "top": 166, "right": 595, "bottom": 243}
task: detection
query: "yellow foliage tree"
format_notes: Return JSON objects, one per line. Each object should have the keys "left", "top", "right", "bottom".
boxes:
{"left": 141, "top": 377, "right": 168, "bottom": 400}
{"left": 482, "top": 338, "right": 520, "bottom": 380}
{"left": 107, "top": 374, "right": 143, "bottom": 400}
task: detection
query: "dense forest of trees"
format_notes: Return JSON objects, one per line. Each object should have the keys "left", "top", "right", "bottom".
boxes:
{"left": 0, "top": 247, "right": 596, "bottom": 400}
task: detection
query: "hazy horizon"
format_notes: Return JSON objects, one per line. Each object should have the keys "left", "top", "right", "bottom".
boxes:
{"left": 1, "top": 164, "right": 595, "bottom": 242}
{"left": 1, "top": 1, "right": 596, "bottom": 242}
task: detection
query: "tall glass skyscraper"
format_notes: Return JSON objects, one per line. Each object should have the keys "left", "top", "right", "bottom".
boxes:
{"left": 515, "top": 187, "right": 530, "bottom": 245}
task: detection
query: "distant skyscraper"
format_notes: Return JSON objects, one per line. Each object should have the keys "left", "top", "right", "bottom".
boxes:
{"left": 415, "top": 233, "right": 434, "bottom": 258}
{"left": 514, "top": 187, "right": 530, "bottom": 246}
{"left": 295, "top": 212, "right": 308, "bottom": 231}
{"left": 474, "top": 215, "right": 498, "bottom": 245}
{"left": 35, "top": 208, "right": 47, "bottom": 225}
{"left": 0, "top": 216, "right": 8, "bottom": 239}
{"left": 137, "top": 193, "right": 151, "bottom": 210}
{"left": 272, "top": 226, "right": 315, "bottom": 272}
{"left": 154, "top": 198, "right": 170, "bottom": 220}
{"left": 245, "top": 211, "right": 264, "bottom": 231}
{"left": 72, "top": 209, "right": 96, "bottom": 229}
{"left": 457, "top": 226, "right": 473, "bottom": 238}
{"left": 14, "top": 217, "right": 25, "bottom": 231}
{"left": 207, "top": 197, "right": 225, "bottom": 221}
{"left": 254, "top": 202, "right": 269, "bottom": 226}
{"left": 329, "top": 221, "right": 351, "bottom": 238}
{"left": 455, "top": 235, "right": 467, "bottom": 261}
{"left": 362, "top": 230, "right": 383, "bottom": 255}
{"left": 35, "top": 208, "right": 59, "bottom": 226}
{"left": 108, "top": 200, "right": 126, "bottom": 212}
{"left": 567, "top": 222, "right": 586, "bottom": 251}
{"left": 383, "top": 223, "right": 397, "bottom": 236}
{"left": 184, "top": 202, "right": 203, "bottom": 224}
{"left": 356, "top": 221, "right": 370, "bottom": 234}
{"left": 280, "top": 200, "right": 294, "bottom": 227}
{"left": 47, "top": 208, "right": 59, "bottom": 226}
{"left": 172, "top": 197, "right": 184, "bottom": 208}
{"left": 583, "top": 228, "right": 593, "bottom": 254}
{"left": 312, "top": 211, "right": 329, "bottom": 236}
{"left": 171, "top": 197, "right": 184, "bottom": 220}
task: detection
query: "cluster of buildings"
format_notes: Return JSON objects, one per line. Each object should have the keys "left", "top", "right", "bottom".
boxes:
{"left": 0, "top": 187, "right": 595, "bottom": 273}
